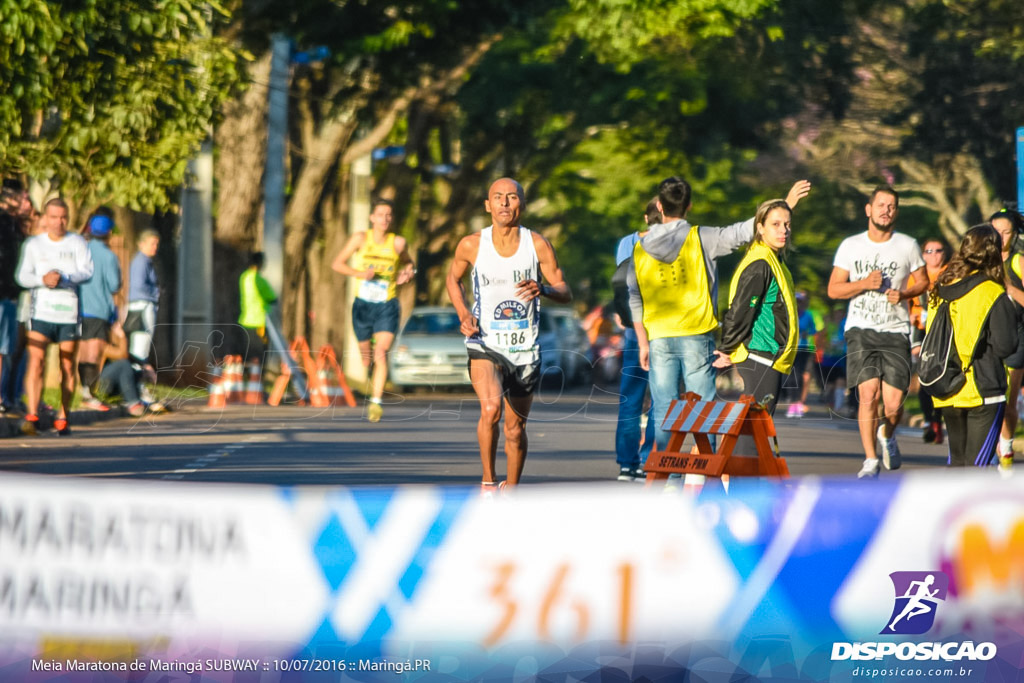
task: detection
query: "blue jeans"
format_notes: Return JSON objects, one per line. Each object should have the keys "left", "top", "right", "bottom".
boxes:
{"left": 649, "top": 333, "right": 717, "bottom": 450}
{"left": 615, "top": 328, "right": 655, "bottom": 469}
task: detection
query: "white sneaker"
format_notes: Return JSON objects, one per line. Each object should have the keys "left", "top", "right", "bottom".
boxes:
{"left": 858, "top": 459, "right": 880, "bottom": 479}
{"left": 877, "top": 425, "right": 901, "bottom": 470}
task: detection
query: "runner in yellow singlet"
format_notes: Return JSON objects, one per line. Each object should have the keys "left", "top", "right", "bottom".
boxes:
{"left": 332, "top": 199, "right": 415, "bottom": 422}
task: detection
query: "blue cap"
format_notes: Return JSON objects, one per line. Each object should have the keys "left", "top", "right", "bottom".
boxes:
{"left": 88, "top": 215, "right": 114, "bottom": 236}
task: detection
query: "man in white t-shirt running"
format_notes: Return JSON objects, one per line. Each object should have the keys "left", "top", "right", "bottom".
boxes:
{"left": 16, "top": 198, "right": 94, "bottom": 435}
{"left": 828, "top": 185, "right": 928, "bottom": 478}
{"left": 446, "top": 178, "right": 572, "bottom": 493}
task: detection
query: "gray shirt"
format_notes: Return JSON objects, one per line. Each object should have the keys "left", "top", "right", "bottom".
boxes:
{"left": 627, "top": 217, "right": 755, "bottom": 332}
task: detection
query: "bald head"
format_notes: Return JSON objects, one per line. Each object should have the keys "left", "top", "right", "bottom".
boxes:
{"left": 485, "top": 177, "right": 525, "bottom": 230}
{"left": 488, "top": 177, "right": 524, "bottom": 201}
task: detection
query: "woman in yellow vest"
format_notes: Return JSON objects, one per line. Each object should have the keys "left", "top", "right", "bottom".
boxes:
{"left": 332, "top": 199, "right": 415, "bottom": 422}
{"left": 991, "top": 209, "right": 1024, "bottom": 471}
{"left": 927, "top": 224, "right": 1016, "bottom": 469}
{"left": 713, "top": 199, "right": 799, "bottom": 415}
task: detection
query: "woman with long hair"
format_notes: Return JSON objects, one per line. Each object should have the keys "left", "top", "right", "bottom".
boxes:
{"left": 927, "top": 224, "right": 1017, "bottom": 469}
{"left": 990, "top": 209, "right": 1024, "bottom": 475}
{"left": 911, "top": 237, "right": 950, "bottom": 444}
{"left": 713, "top": 199, "right": 799, "bottom": 415}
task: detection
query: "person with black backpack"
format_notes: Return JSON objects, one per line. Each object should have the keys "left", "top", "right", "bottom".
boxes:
{"left": 923, "top": 224, "right": 1017, "bottom": 469}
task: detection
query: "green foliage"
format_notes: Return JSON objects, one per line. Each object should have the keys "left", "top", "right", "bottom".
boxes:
{"left": 558, "top": 0, "right": 777, "bottom": 68}
{"left": 452, "top": 2, "right": 804, "bottom": 303}
{"left": 902, "top": 0, "right": 1024, "bottom": 203}
{"left": 0, "top": 1, "right": 243, "bottom": 211}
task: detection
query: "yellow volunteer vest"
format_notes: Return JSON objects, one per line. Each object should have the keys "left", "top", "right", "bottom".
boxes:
{"left": 1010, "top": 253, "right": 1024, "bottom": 282}
{"left": 634, "top": 224, "right": 718, "bottom": 340}
{"left": 727, "top": 242, "right": 799, "bottom": 374}
{"left": 928, "top": 279, "right": 1006, "bottom": 409}
{"left": 353, "top": 232, "right": 400, "bottom": 302}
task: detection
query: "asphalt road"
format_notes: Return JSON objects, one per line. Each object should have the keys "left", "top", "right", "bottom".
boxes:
{"left": 0, "top": 386, "right": 954, "bottom": 486}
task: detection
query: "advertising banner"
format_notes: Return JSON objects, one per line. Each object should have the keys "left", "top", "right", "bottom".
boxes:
{"left": 0, "top": 471, "right": 1021, "bottom": 681}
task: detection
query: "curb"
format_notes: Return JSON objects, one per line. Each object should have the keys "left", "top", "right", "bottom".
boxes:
{"left": 0, "top": 404, "right": 131, "bottom": 438}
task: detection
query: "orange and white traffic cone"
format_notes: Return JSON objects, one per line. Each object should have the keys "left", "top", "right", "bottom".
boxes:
{"left": 207, "top": 363, "right": 226, "bottom": 409}
{"left": 245, "top": 359, "right": 264, "bottom": 405}
{"left": 226, "top": 356, "right": 245, "bottom": 404}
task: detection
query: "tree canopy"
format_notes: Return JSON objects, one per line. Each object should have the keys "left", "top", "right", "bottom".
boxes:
{"left": 4, "top": 0, "right": 1024, "bottom": 337}
{"left": 0, "top": 0, "right": 242, "bottom": 212}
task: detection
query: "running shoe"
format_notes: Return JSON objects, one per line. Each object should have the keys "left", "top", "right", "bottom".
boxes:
{"left": 923, "top": 424, "right": 936, "bottom": 443}
{"left": 877, "top": 425, "right": 901, "bottom": 470}
{"left": 932, "top": 421, "right": 943, "bottom": 445}
{"left": 999, "top": 454, "right": 1014, "bottom": 480}
{"left": 81, "top": 397, "right": 110, "bottom": 412}
{"left": 632, "top": 467, "right": 646, "bottom": 482}
{"left": 54, "top": 417, "right": 71, "bottom": 436}
{"left": 795, "top": 402, "right": 809, "bottom": 416}
{"left": 21, "top": 414, "right": 39, "bottom": 436}
{"left": 786, "top": 404, "right": 800, "bottom": 418}
{"left": 367, "top": 402, "right": 383, "bottom": 423}
{"left": 128, "top": 402, "right": 147, "bottom": 417}
{"left": 617, "top": 467, "right": 635, "bottom": 482}
{"left": 148, "top": 401, "right": 167, "bottom": 414}
{"left": 857, "top": 459, "right": 880, "bottom": 479}
{"left": 480, "top": 481, "right": 503, "bottom": 499}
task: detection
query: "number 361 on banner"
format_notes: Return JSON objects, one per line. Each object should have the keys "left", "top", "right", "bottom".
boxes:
{"left": 389, "top": 491, "right": 741, "bottom": 646}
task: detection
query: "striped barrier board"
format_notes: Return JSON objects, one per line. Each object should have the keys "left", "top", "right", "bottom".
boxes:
{"left": 645, "top": 393, "right": 788, "bottom": 482}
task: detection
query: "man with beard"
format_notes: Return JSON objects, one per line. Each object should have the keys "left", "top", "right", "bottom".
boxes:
{"left": 827, "top": 185, "right": 928, "bottom": 478}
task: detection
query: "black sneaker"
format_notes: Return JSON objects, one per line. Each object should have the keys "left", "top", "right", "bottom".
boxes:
{"left": 923, "top": 425, "right": 936, "bottom": 443}
{"left": 632, "top": 467, "right": 646, "bottom": 482}
{"left": 617, "top": 467, "right": 635, "bottom": 482}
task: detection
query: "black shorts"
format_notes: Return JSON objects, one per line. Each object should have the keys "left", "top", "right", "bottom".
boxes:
{"left": 467, "top": 345, "right": 540, "bottom": 398}
{"left": 820, "top": 356, "right": 846, "bottom": 382}
{"left": 844, "top": 328, "right": 912, "bottom": 393}
{"left": 791, "top": 350, "right": 814, "bottom": 375}
{"left": 80, "top": 316, "right": 111, "bottom": 341}
{"left": 352, "top": 298, "right": 400, "bottom": 342}
{"left": 28, "top": 319, "right": 79, "bottom": 343}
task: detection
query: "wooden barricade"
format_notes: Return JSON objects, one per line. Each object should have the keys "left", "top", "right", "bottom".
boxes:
{"left": 315, "top": 345, "right": 357, "bottom": 408}
{"left": 268, "top": 337, "right": 329, "bottom": 407}
{"left": 644, "top": 392, "right": 789, "bottom": 486}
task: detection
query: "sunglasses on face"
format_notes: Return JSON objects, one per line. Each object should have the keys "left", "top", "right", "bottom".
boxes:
{"left": 924, "top": 248, "right": 944, "bottom": 254}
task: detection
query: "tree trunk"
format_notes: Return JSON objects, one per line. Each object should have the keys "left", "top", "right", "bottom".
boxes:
{"left": 214, "top": 51, "right": 272, "bottom": 250}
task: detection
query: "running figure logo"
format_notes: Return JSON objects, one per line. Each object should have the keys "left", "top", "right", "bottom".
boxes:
{"left": 881, "top": 571, "right": 949, "bottom": 635}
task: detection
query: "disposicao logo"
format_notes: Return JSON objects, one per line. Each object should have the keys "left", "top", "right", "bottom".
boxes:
{"left": 882, "top": 571, "right": 948, "bottom": 635}
{"left": 831, "top": 571, "right": 997, "bottom": 662}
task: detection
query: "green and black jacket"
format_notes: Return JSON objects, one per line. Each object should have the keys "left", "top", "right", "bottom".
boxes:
{"left": 720, "top": 242, "right": 798, "bottom": 374}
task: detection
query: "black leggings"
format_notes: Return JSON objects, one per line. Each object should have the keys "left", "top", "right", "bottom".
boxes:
{"left": 941, "top": 403, "right": 1004, "bottom": 467}
{"left": 919, "top": 386, "right": 942, "bottom": 425}
{"left": 737, "top": 359, "right": 784, "bottom": 416}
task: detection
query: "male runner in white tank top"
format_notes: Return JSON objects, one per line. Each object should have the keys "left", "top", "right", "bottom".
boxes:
{"left": 446, "top": 178, "right": 572, "bottom": 493}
